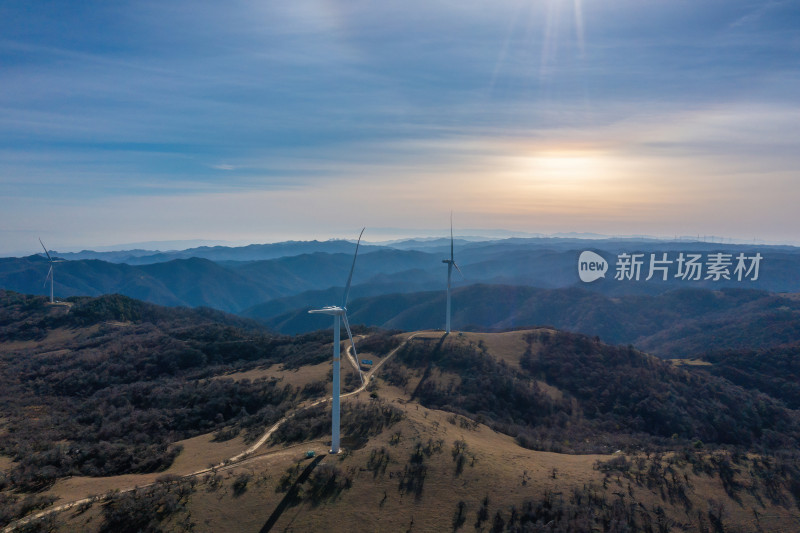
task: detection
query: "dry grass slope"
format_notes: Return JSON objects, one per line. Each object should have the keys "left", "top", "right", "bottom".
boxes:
{"left": 12, "top": 329, "right": 799, "bottom": 533}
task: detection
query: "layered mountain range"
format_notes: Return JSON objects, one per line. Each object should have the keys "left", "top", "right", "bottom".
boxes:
{"left": 2, "top": 237, "right": 798, "bottom": 343}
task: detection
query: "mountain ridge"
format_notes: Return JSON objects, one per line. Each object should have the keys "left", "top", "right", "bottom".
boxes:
{"left": 3, "top": 237, "right": 799, "bottom": 317}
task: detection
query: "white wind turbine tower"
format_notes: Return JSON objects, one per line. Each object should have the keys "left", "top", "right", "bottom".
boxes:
{"left": 39, "top": 238, "right": 65, "bottom": 304}
{"left": 442, "top": 213, "right": 462, "bottom": 334}
{"left": 308, "top": 228, "right": 365, "bottom": 454}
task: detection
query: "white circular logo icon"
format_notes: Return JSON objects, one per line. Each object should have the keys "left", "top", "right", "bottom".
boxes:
{"left": 578, "top": 251, "right": 608, "bottom": 282}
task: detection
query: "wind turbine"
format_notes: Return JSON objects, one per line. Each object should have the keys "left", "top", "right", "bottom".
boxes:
{"left": 39, "top": 238, "right": 65, "bottom": 304}
{"left": 308, "top": 228, "right": 365, "bottom": 454}
{"left": 442, "top": 213, "right": 462, "bottom": 334}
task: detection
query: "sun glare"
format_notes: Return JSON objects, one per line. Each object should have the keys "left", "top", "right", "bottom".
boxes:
{"left": 492, "top": 148, "right": 660, "bottom": 218}
{"left": 523, "top": 151, "right": 608, "bottom": 184}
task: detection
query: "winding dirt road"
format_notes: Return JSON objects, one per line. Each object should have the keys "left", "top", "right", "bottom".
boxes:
{"left": 4, "top": 332, "right": 420, "bottom": 532}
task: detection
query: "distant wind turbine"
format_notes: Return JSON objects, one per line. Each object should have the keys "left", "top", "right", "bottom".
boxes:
{"left": 308, "top": 228, "right": 365, "bottom": 454}
{"left": 39, "top": 238, "right": 65, "bottom": 304}
{"left": 442, "top": 214, "right": 462, "bottom": 334}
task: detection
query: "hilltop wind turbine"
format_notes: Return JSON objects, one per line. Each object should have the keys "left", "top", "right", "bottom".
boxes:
{"left": 308, "top": 228, "right": 365, "bottom": 454}
{"left": 39, "top": 238, "right": 65, "bottom": 304}
{"left": 442, "top": 213, "right": 462, "bottom": 334}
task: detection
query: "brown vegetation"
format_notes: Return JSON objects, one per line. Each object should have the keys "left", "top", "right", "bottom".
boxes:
{"left": 3, "top": 290, "right": 800, "bottom": 532}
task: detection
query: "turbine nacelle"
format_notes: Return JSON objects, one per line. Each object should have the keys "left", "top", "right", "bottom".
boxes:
{"left": 309, "top": 306, "right": 345, "bottom": 316}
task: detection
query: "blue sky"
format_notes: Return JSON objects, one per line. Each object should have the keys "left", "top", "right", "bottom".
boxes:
{"left": 2, "top": 0, "right": 799, "bottom": 254}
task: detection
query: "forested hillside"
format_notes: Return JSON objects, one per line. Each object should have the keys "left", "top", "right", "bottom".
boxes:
{"left": 3, "top": 292, "right": 800, "bottom": 532}
{"left": 384, "top": 332, "right": 800, "bottom": 455}
{"left": 257, "top": 285, "right": 800, "bottom": 356}
{"left": 695, "top": 344, "right": 800, "bottom": 410}
{"left": 0, "top": 291, "right": 332, "bottom": 492}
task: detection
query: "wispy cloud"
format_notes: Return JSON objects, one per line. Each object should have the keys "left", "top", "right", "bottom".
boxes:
{"left": 1, "top": 0, "right": 798, "bottom": 252}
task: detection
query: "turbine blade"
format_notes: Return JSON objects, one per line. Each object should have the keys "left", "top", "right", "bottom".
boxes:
{"left": 43, "top": 266, "right": 52, "bottom": 287}
{"left": 342, "top": 227, "right": 365, "bottom": 308}
{"left": 39, "top": 238, "right": 52, "bottom": 261}
{"left": 453, "top": 262, "right": 463, "bottom": 277}
{"left": 342, "top": 313, "right": 364, "bottom": 384}
{"left": 450, "top": 212, "right": 454, "bottom": 261}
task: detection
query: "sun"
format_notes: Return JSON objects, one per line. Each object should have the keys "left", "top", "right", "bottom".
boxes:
{"left": 524, "top": 151, "right": 606, "bottom": 185}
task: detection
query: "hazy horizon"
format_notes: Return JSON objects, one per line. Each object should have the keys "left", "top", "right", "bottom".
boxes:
{"left": 6, "top": 228, "right": 798, "bottom": 258}
{"left": 2, "top": 1, "right": 798, "bottom": 255}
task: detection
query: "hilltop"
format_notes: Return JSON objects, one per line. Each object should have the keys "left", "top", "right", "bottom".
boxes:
{"left": 2, "top": 293, "right": 800, "bottom": 531}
